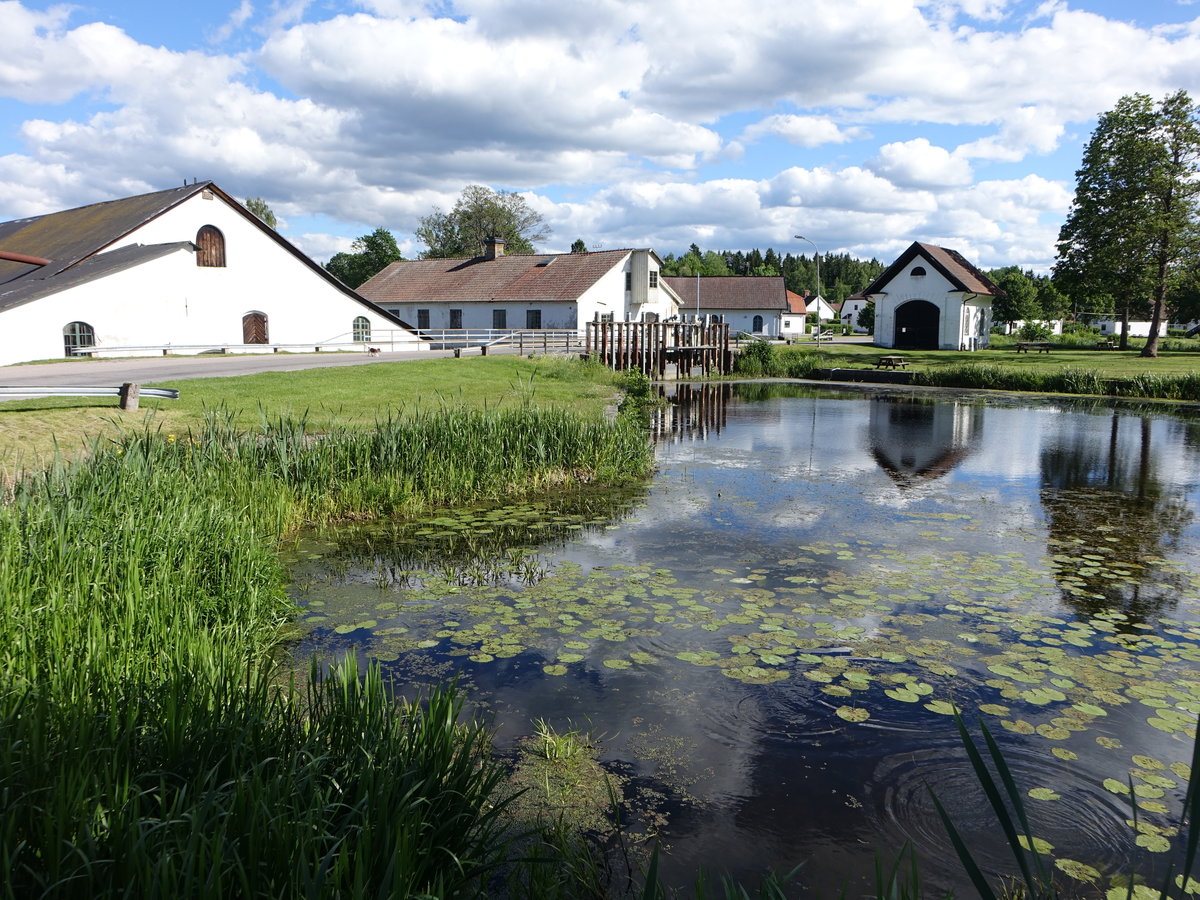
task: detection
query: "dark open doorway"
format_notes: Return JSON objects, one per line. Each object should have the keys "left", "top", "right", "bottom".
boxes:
{"left": 893, "top": 300, "right": 939, "bottom": 349}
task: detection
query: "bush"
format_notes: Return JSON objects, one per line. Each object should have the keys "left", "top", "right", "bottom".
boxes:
{"left": 1016, "top": 321, "right": 1053, "bottom": 342}
{"left": 734, "top": 340, "right": 776, "bottom": 377}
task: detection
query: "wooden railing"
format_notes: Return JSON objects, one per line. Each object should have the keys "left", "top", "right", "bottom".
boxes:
{"left": 584, "top": 321, "right": 733, "bottom": 376}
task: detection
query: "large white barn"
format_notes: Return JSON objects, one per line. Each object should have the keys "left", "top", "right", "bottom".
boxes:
{"left": 0, "top": 182, "right": 422, "bottom": 366}
{"left": 864, "top": 242, "right": 999, "bottom": 351}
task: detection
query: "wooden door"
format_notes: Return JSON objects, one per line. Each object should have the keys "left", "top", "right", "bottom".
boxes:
{"left": 243, "top": 312, "right": 268, "bottom": 344}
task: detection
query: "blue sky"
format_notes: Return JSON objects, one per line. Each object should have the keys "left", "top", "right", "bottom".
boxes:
{"left": 2, "top": 0, "right": 1199, "bottom": 272}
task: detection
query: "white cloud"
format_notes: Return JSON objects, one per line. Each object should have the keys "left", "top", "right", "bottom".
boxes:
{"left": 867, "top": 138, "right": 973, "bottom": 188}
{"left": 740, "top": 115, "right": 867, "bottom": 148}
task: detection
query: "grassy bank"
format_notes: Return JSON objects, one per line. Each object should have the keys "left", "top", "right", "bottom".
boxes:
{"left": 733, "top": 341, "right": 1200, "bottom": 401}
{"left": 0, "top": 406, "right": 653, "bottom": 898}
{"left": 0, "top": 354, "right": 624, "bottom": 468}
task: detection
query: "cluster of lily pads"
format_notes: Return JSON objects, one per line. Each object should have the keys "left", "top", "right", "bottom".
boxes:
{"left": 292, "top": 491, "right": 1200, "bottom": 882}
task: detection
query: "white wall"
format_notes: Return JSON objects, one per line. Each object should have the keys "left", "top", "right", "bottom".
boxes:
{"left": 872, "top": 262, "right": 991, "bottom": 350}
{"left": 701, "top": 308, "right": 781, "bottom": 337}
{"left": 0, "top": 191, "right": 422, "bottom": 365}
{"left": 382, "top": 301, "right": 578, "bottom": 331}
{"left": 1096, "top": 320, "right": 1168, "bottom": 337}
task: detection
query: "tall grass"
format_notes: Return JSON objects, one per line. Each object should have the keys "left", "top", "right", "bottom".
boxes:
{"left": 911, "top": 364, "right": 1200, "bottom": 401}
{"left": 0, "top": 407, "right": 652, "bottom": 898}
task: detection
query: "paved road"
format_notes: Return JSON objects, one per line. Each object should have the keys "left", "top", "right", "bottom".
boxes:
{"left": 0, "top": 348, "right": 460, "bottom": 396}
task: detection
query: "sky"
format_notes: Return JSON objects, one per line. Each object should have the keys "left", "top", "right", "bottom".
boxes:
{"left": 1, "top": 0, "right": 1199, "bottom": 273}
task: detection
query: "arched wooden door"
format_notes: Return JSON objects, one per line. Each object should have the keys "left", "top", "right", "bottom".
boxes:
{"left": 242, "top": 311, "right": 269, "bottom": 344}
{"left": 893, "top": 300, "right": 939, "bottom": 349}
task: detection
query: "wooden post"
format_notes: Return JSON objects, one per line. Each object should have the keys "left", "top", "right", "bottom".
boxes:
{"left": 119, "top": 382, "right": 140, "bottom": 411}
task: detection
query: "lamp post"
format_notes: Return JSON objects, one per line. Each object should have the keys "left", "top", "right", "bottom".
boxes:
{"left": 794, "top": 235, "right": 821, "bottom": 345}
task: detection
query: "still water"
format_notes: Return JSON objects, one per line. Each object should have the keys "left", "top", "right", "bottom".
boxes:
{"left": 286, "top": 383, "right": 1200, "bottom": 896}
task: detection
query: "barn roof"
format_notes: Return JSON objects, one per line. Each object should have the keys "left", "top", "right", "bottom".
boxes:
{"left": 862, "top": 242, "right": 1000, "bottom": 297}
{"left": 661, "top": 275, "right": 788, "bottom": 311}
{"left": 358, "top": 249, "right": 647, "bottom": 304}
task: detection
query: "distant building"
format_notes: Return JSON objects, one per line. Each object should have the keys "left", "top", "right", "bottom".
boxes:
{"left": 838, "top": 292, "right": 871, "bottom": 334}
{"left": 781, "top": 290, "right": 808, "bottom": 340}
{"left": 358, "top": 242, "right": 680, "bottom": 331}
{"left": 1094, "top": 319, "right": 1167, "bottom": 338}
{"left": 661, "top": 276, "right": 788, "bottom": 337}
{"left": 864, "top": 242, "right": 999, "bottom": 351}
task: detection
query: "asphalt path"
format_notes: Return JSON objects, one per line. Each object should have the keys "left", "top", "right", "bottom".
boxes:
{"left": 0, "top": 348, "right": 460, "bottom": 396}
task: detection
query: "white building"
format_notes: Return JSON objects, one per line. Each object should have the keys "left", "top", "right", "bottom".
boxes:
{"left": 662, "top": 276, "right": 788, "bottom": 337}
{"left": 864, "top": 242, "right": 998, "bottom": 351}
{"left": 780, "top": 290, "right": 808, "bottom": 340}
{"left": 0, "top": 182, "right": 422, "bottom": 366}
{"left": 838, "top": 293, "right": 872, "bottom": 334}
{"left": 358, "top": 242, "right": 680, "bottom": 331}
{"left": 1095, "top": 320, "right": 1168, "bottom": 338}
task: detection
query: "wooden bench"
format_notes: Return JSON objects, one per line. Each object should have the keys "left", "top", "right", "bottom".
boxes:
{"left": 875, "top": 355, "right": 909, "bottom": 370}
{"left": 1097, "top": 340, "right": 1116, "bottom": 350}
{"left": 1015, "top": 342, "right": 1053, "bottom": 353}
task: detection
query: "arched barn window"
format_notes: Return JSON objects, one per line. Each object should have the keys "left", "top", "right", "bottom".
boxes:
{"left": 63, "top": 321, "right": 95, "bottom": 357}
{"left": 196, "top": 225, "right": 226, "bottom": 267}
{"left": 752, "top": 315, "right": 764, "bottom": 332}
{"left": 242, "top": 311, "right": 269, "bottom": 344}
{"left": 910, "top": 266, "right": 926, "bottom": 277}
{"left": 353, "top": 316, "right": 371, "bottom": 342}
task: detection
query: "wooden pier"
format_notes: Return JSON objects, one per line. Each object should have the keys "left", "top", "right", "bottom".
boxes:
{"left": 584, "top": 320, "right": 733, "bottom": 377}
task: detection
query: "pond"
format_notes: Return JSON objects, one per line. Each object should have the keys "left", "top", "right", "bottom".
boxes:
{"left": 284, "top": 382, "right": 1200, "bottom": 896}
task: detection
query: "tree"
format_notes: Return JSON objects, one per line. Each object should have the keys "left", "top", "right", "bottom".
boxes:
{"left": 244, "top": 197, "right": 276, "bottom": 229}
{"left": 570, "top": 239, "right": 587, "bottom": 253}
{"left": 988, "top": 267, "right": 1040, "bottom": 326}
{"left": 857, "top": 303, "right": 875, "bottom": 334}
{"left": 1055, "top": 91, "right": 1200, "bottom": 355}
{"left": 416, "top": 185, "right": 550, "bottom": 258}
{"left": 324, "top": 228, "right": 403, "bottom": 289}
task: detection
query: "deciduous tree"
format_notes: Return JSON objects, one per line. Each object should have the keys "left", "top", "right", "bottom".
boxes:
{"left": 1055, "top": 91, "right": 1200, "bottom": 355}
{"left": 416, "top": 185, "right": 550, "bottom": 258}
{"left": 244, "top": 197, "right": 276, "bottom": 229}
{"left": 324, "top": 228, "right": 403, "bottom": 288}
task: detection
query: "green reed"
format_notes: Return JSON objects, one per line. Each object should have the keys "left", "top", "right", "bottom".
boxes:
{"left": 0, "top": 406, "right": 652, "bottom": 898}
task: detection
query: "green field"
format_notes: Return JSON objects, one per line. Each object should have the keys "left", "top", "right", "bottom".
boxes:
{"left": 0, "top": 355, "right": 625, "bottom": 469}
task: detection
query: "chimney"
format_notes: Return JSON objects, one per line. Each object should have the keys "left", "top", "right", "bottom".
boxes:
{"left": 484, "top": 237, "right": 505, "bottom": 260}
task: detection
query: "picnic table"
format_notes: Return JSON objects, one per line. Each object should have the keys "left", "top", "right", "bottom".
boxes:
{"left": 1097, "top": 339, "right": 1116, "bottom": 350}
{"left": 1014, "top": 342, "right": 1053, "bottom": 353}
{"left": 875, "top": 355, "right": 909, "bottom": 370}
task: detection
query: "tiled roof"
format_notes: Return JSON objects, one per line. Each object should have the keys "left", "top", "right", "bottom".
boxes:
{"left": 785, "top": 290, "right": 807, "bottom": 315}
{"left": 863, "top": 241, "right": 1000, "bottom": 297}
{"left": 661, "top": 275, "right": 788, "bottom": 311}
{"left": 357, "top": 250, "right": 635, "bottom": 303}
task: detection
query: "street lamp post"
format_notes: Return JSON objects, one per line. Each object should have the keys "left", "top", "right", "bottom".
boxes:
{"left": 794, "top": 235, "right": 821, "bottom": 345}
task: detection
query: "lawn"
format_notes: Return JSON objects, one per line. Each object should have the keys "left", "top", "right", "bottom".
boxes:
{"left": 791, "top": 340, "right": 1200, "bottom": 377}
{"left": 0, "top": 355, "right": 625, "bottom": 470}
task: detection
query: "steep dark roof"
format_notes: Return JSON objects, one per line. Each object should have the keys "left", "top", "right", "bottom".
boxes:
{"left": 662, "top": 275, "right": 788, "bottom": 311}
{"left": 0, "top": 242, "right": 192, "bottom": 313}
{"left": 358, "top": 249, "right": 638, "bottom": 304}
{"left": 0, "top": 183, "right": 208, "bottom": 285}
{"left": 0, "top": 182, "right": 413, "bottom": 329}
{"left": 862, "top": 242, "right": 999, "bottom": 297}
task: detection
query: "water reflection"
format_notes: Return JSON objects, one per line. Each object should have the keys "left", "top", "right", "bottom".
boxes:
{"left": 869, "top": 396, "right": 982, "bottom": 488}
{"left": 1040, "top": 410, "right": 1194, "bottom": 624}
{"left": 290, "top": 383, "right": 1200, "bottom": 897}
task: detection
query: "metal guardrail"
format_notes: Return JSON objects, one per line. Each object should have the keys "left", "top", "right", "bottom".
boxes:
{"left": 0, "top": 384, "right": 178, "bottom": 410}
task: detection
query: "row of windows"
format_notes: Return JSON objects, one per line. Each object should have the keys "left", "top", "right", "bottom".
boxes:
{"left": 415, "top": 309, "right": 542, "bottom": 330}
{"left": 61, "top": 316, "right": 376, "bottom": 356}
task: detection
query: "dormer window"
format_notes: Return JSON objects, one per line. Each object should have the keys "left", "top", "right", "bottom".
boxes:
{"left": 910, "top": 266, "right": 926, "bottom": 277}
{"left": 196, "top": 225, "right": 226, "bottom": 267}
